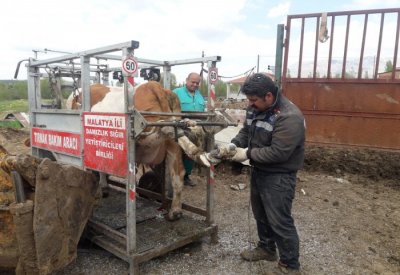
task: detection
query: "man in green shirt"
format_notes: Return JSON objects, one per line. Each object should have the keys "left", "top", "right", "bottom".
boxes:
{"left": 173, "top": 72, "right": 205, "bottom": 186}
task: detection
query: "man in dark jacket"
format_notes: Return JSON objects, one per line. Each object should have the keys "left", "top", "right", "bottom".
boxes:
{"left": 224, "top": 73, "right": 305, "bottom": 273}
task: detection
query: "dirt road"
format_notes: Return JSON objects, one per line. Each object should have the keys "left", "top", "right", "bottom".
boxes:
{"left": 55, "top": 146, "right": 399, "bottom": 275}
{"left": 1, "top": 127, "right": 399, "bottom": 274}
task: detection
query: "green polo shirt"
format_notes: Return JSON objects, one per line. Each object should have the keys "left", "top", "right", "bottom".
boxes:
{"left": 173, "top": 86, "right": 205, "bottom": 112}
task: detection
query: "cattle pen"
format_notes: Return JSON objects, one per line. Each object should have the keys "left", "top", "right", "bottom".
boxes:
{"left": 15, "top": 41, "right": 235, "bottom": 274}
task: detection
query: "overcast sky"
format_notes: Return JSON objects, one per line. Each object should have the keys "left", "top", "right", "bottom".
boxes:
{"left": 1, "top": 0, "right": 399, "bottom": 83}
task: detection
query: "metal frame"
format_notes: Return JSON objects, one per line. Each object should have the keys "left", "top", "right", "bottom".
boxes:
{"left": 25, "top": 41, "right": 224, "bottom": 274}
{"left": 282, "top": 8, "right": 400, "bottom": 82}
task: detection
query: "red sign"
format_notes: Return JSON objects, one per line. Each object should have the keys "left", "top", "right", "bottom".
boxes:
{"left": 31, "top": 128, "right": 81, "bottom": 156}
{"left": 83, "top": 112, "right": 128, "bottom": 177}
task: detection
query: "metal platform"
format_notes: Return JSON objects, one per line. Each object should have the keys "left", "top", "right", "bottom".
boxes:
{"left": 86, "top": 188, "right": 217, "bottom": 268}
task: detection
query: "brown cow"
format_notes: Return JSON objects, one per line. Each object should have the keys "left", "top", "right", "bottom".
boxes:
{"left": 71, "top": 81, "right": 212, "bottom": 221}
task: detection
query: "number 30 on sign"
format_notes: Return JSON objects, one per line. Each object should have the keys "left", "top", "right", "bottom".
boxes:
{"left": 122, "top": 57, "right": 138, "bottom": 75}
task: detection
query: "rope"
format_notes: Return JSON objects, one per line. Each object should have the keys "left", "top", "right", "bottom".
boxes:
{"left": 200, "top": 67, "right": 256, "bottom": 79}
{"left": 219, "top": 67, "right": 256, "bottom": 79}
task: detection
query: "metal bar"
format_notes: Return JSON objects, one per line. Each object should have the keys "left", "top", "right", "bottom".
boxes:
{"left": 164, "top": 56, "right": 221, "bottom": 66}
{"left": 287, "top": 8, "right": 400, "bottom": 19}
{"left": 313, "top": 16, "right": 320, "bottom": 78}
{"left": 282, "top": 16, "right": 291, "bottom": 82}
{"left": 206, "top": 61, "right": 216, "bottom": 241}
{"left": 298, "top": 18, "right": 305, "bottom": 78}
{"left": 87, "top": 219, "right": 127, "bottom": 244}
{"left": 374, "top": 13, "right": 385, "bottom": 79}
{"left": 108, "top": 183, "right": 126, "bottom": 193}
{"left": 107, "top": 181, "right": 208, "bottom": 217}
{"left": 341, "top": 15, "right": 351, "bottom": 79}
{"left": 35, "top": 63, "right": 108, "bottom": 69}
{"left": 89, "top": 235, "right": 129, "bottom": 262}
{"left": 139, "top": 111, "right": 215, "bottom": 118}
{"left": 123, "top": 47, "right": 137, "bottom": 275}
{"left": 145, "top": 121, "right": 236, "bottom": 127}
{"left": 358, "top": 14, "right": 369, "bottom": 79}
{"left": 391, "top": 12, "right": 400, "bottom": 80}
{"left": 137, "top": 187, "right": 208, "bottom": 216}
{"left": 275, "top": 24, "right": 285, "bottom": 85}
{"left": 95, "top": 55, "right": 165, "bottom": 65}
{"left": 30, "top": 41, "right": 139, "bottom": 66}
{"left": 327, "top": 16, "right": 335, "bottom": 78}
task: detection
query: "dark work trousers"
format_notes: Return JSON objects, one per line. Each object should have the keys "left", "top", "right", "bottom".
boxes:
{"left": 250, "top": 168, "right": 300, "bottom": 269}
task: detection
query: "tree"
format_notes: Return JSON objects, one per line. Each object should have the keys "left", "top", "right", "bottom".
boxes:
{"left": 0, "top": 80, "right": 28, "bottom": 100}
{"left": 385, "top": 60, "right": 393, "bottom": 72}
{"left": 214, "top": 80, "right": 227, "bottom": 98}
{"left": 160, "top": 73, "right": 178, "bottom": 90}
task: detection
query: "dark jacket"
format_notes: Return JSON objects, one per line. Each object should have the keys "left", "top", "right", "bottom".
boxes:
{"left": 231, "top": 94, "right": 305, "bottom": 173}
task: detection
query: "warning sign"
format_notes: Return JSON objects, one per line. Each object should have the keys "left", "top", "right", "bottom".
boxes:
{"left": 209, "top": 67, "right": 218, "bottom": 84}
{"left": 31, "top": 128, "right": 81, "bottom": 156}
{"left": 83, "top": 112, "right": 128, "bottom": 177}
{"left": 122, "top": 56, "right": 138, "bottom": 76}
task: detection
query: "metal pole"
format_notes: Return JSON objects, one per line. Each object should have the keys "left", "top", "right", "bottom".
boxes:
{"left": 124, "top": 46, "right": 138, "bottom": 275}
{"left": 275, "top": 24, "right": 285, "bottom": 86}
{"left": 163, "top": 65, "right": 171, "bottom": 90}
{"left": 80, "top": 56, "right": 91, "bottom": 111}
{"left": 206, "top": 61, "right": 217, "bottom": 243}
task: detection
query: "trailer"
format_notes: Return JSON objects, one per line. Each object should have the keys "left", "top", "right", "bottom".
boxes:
{"left": 23, "top": 40, "right": 226, "bottom": 274}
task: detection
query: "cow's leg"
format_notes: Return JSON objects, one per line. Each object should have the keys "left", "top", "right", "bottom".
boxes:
{"left": 160, "top": 126, "right": 210, "bottom": 167}
{"left": 177, "top": 136, "right": 211, "bottom": 167}
{"left": 98, "top": 172, "right": 109, "bottom": 198}
{"left": 164, "top": 140, "right": 185, "bottom": 221}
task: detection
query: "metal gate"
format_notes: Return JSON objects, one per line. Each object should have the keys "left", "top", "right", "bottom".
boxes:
{"left": 280, "top": 8, "right": 400, "bottom": 150}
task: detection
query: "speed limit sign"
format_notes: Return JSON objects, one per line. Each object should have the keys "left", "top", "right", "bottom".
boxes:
{"left": 209, "top": 67, "right": 218, "bottom": 84}
{"left": 122, "top": 57, "right": 138, "bottom": 75}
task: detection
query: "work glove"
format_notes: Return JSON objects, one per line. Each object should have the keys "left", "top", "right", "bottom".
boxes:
{"left": 230, "top": 147, "right": 248, "bottom": 163}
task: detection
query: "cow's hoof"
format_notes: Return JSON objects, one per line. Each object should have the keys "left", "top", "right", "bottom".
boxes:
{"left": 199, "top": 153, "right": 211, "bottom": 167}
{"left": 165, "top": 211, "right": 183, "bottom": 221}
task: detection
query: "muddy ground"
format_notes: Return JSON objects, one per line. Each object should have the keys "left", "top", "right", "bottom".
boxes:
{"left": 1, "top": 127, "right": 400, "bottom": 274}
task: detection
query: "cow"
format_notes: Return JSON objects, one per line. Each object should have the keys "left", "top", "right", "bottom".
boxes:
{"left": 68, "top": 81, "right": 220, "bottom": 221}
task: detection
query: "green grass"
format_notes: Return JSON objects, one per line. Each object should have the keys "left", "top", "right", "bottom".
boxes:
{"left": 0, "top": 99, "right": 29, "bottom": 113}
{"left": 0, "top": 120, "right": 23, "bottom": 128}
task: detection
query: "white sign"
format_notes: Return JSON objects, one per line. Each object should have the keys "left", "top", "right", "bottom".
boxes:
{"left": 209, "top": 67, "right": 218, "bottom": 84}
{"left": 122, "top": 57, "right": 138, "bottom": 75}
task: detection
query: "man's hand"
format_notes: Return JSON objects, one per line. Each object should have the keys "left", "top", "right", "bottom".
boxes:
{"left": 231, "top": 148, "right": 248, "bottom": 162}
